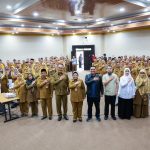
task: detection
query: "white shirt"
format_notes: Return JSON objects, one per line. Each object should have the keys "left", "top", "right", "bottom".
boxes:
{"left": 118, "top": 76, "right": 136, "bottom": 99}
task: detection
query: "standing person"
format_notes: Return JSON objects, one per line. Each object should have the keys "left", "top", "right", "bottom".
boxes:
{"left": 85, "top": 66, "right": 103, "bottom": 122}
{"left": 69, "top": 72, "right": 85, "bottom": 122}
{"left": 103, "top": 53, "right": 107, "bottom": 63}
{"left": 14, "top": 73, "right": 28, "bottom": 117}
{"left": 91, "top": 54, "right": 96, "bottom": 63}
{"left": 133, "top": 69, "right": 150, "bottom": 118}
{"left": 118, "top": 68, "right": 136, "bottom": 120}
{"left": 37, "top": 69, "right": 53, "bottom": 120}
{"left": 26, "top": 73, "right": 38, "bottom": 117}
{"left": 78, "top": 54, "right": 83, "bottom": 68}
{"left": 52, "top": 64, "right": 69, "bottom": 121}
{"left": 72, "top": 56, "right": 77, "bottom": 72}
{"left": 102, "top": 66, "right": 119, "bottom": 120}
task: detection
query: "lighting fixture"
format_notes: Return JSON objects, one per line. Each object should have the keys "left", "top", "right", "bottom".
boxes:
{"left": 33, "top": 12, "right": 39, "bottom": 17}
{"left": 119, "top": 7, "right": 125, "bottom": 12}
{"left": 6, "top": 5, "right": 12, "bottom": 10}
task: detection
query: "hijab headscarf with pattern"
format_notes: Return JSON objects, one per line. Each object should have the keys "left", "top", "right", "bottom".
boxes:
{"left": 135, "top": 69, "right": 150, "bottom": 95}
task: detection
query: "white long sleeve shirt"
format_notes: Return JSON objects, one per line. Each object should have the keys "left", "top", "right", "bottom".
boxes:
{"left": 118, "top": 76, "right": 136, "bottom": 99}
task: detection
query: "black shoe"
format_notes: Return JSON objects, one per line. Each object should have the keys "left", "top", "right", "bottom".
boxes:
{"left": 73, "top": 119, "right": 77, "bottom": 123}
{"left": 86, "top": 118, "right": 92, "bottom": 122}
{"left": 64, "top": 115, "right": 69, "bottom": 120}
{"left": 21, "top": 114, "right": 25, "bottom": 117}
{"left": 11, "top": 102, "right": 19, "bottom": 108}
{"left": 112, "top": 116, "right": 117, "bottom": 120}
{"left": 58, "top": 116, "right": 62, "bottom": 121}
{"left": 41, "top": 116, "right": 47, "bottom": 120}
{"left": 49, "top": 116, "right": 52, "bottom": 120}
{"left": 104, "top": 116, "right": 108, "bottom": 120}
{"left": 79, "top": 118, "right": 82, "bottom": 122}
{"left": 96, "top": 117, "right": 101, "bottom": 122}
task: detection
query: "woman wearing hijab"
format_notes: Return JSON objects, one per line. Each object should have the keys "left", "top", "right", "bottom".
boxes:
{"left": 26, "top": 73, "right": 38, "bottom": 117}
{"left": 69, "top": 72, "right": 85, "bottom": 122}
{"left": 118, "top": 68, "right": 136, "bottom": 119}
{"left": 133, "top": 69, "right": 150, "bottom": 118}
{"left": 14, "top": 73, "right": 28, "bottom": 117}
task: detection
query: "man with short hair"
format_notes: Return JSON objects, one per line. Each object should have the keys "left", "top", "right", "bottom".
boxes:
{"left": 37, "top": 69, "right": 53, "bottom": 120}
{"left": 52, "top": 64, "right": 69, "bottom": 121}
{"left": 102, "top": 66, "right": 119, "bottom": 120}
{"left": 85, "top": 66, "right": 103, "bottom": 122}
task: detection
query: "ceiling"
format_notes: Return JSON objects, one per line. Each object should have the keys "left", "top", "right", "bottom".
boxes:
{"left": 0, "top": 0, "right": 149, "bottom": 35}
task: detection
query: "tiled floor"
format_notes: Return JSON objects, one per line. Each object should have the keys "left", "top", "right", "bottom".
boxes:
{"left": 0, "top": 71, "right": 150, "bottom": 150}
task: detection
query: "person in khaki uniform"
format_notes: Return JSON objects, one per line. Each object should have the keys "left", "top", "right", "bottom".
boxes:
{"left": 37, "top": 69, "right": 53, "bottom": 120}
{"left": 92, "top": 58, "right": 99, "bottom": 73}
{"left": 133, "top": 69, "right": 150, "bottom": 118}
{"left": 52, "top": 63, "right": 69, "bottom": 121}
{"left": 26, "top": 73, "right": 38, "bottom": 117}
{"left": 69, "top": 72, "right": 85, "bottom": 122}
{"left": 113, "top": 63, "right": 122, "bottom": 78}
{"left": 14, "top": 73, "right": 28, "bottom": 117}
{"left": 0, "top": 63, "right": 7, "bottom": 92}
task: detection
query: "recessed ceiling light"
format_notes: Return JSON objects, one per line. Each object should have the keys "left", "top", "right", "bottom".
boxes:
{"left": 33, "top": 12, "right": 39, "bottom": 17}
{"left": 21, "top": 24, "right": 24, "bottom": 27}
{"left": 77, "top": 18, "right": 82, "bottom": 21}
{"left": 6, "top": 5, "right": 12, "bottom": 10}
{"left": 59, "top": 20, "right": 65, "bottom": 23}
{"left": 96, "top": 18, "right": 103, "bottom": 22}
{"left": 144, "top": 8, "right": 148, "bottom": 12}
{"left": 128, "top": 20, "right": 132, "bottom": 24}
{"left": 38, "top": 25, "right": 41, "bottom": 28}
{"left": 15, "top": 15, "right": 20, "bottom": 19}
{"left": 75, "top": 10, "right": 81, "bottom": 15}
{"left": 119, "top": 7, "right": 125, "bottom": 12}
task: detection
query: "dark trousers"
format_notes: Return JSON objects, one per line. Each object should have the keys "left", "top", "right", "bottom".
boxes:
{"left": 118, "top": 97, "right": 133, "bottom": 119}
{"left": 87, "top": 97, "right": 100, "bottom": 118}
{"left": 104, "top": 95, "right": 116, "bottom": 117}
{"left": 0, "top": 104, "right": 5, "bottom": 114}
{"left": 79, "top": 61, "right": 82, "bottom": 68}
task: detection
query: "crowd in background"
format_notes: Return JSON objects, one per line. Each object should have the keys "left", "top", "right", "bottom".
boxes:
{"left": 0, "top": 54, "right": 149, "bottom": 122}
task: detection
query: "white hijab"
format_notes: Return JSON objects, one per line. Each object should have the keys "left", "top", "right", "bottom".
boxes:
{"left": 118, "top": 68, "right": 135, "bottom": 96}
{"left": 122, "top": 68, "right": 133, "bottom": 82}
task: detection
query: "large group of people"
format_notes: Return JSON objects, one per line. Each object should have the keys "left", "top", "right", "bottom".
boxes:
{"left": 0, "top": 54, "right": 149, "bottom": 122}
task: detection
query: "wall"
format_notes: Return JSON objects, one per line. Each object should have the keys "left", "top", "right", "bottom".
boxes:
{"left": 63, "top": 34, "right": 104, "bottom": 58}
{"left": 0, "top": 29, "right": 150, "bottom": 62}
{"left": 0, "top": 35, "right": 64, "bottom": 61}
{"left": 104, "top": 29, "right": 150, "bottom": 57}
